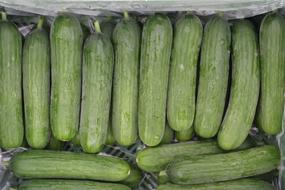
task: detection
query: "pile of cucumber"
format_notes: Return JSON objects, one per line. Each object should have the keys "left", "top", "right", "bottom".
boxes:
{"left": 0, "top": 9, "right": 283, "bottom": 190}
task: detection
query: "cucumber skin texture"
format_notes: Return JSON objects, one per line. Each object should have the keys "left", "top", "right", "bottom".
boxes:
{"left": 256, "top": 13, "right": 285, "bottom": 135}
{"left": 112, "top": 17, "right": 141, "bottom": 146}
{"left": 136, "top": 140, "right": 223, "bottom": 172}
{"left": 11, "top": 150, "right": 130, "bottom": 182}
{"left": 160, "top": 123, "right": 174, "bottom": 144}
{"left": 194, "top": 16, "right": 231, "bottom": 138}
{"left": 50, "top": 15, "right": 83, "bottom": 141}
{"left": 166, "top": 145, "right": 280, "bottom": 185}
{"left": 167, "top": 14, "right": 202, "bottom": 132}
{"left": 80, "top": 33, "right": 114, "bottom": 153}
{"left": 157, "top": 179, "right": 274, "bottom": 190}
{"left": 138, "top": 14, "right": 173, "bottom": 146}
{"left": 23, "top": 28, "right": 50, "bottom": 149}
{"left": 0, "top": 21, "right": 24, "bottom": 148}
{"left": 176, "top": 127, "right": 194, "bottom": 142}
{"left": 19, "top": 179, "right": 131, "bottom": 190}
{"left": 218, "top": 20, "right": 260, "bottom": 150}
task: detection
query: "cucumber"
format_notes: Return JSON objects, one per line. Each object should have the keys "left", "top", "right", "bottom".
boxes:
{"left": 165, "top": 145, "right": 279, "bottom": 185}
{"left": 175, "top": 127, "right": 194, "bottom": 142}
{"left": 50, "top": 15, "right": 83, "bottom": 141}
{"left": 70, "top": 133, "right": 81, "bottom": 147}
{"left": 218, "top": 20, "right": 260, "bottom": 150}
{"left": 19, "top": 179, "right": 131, "bottom": 190}
{"left": 256, "top": 13, "right": 285, "bottom": 135}
{"left": 121, "top": 167, "right": 142, "bottom": 188}
{"left": 138, "top": 14, "right": 173, "bottom": 146}
{"left": 79, "top": 21, "right": 114, "bottom": 153}
{"left": 136, "top": 140, "right": 223, "bottom": 172}
{"left": 11, "top": 150, "right": 130, "bottom": 182}
{"left": 23, "top": 17, "right": 50, "bottom": 149}
{"left": 101, "top": 19, "right": 116, "bottom": 38}
{"left": 160, "top": 123, "right": 174, "bottom": 144}
{"left": 167, "top": 14, "right": 202, "bottom": 132}
{"left": 46, "top": 135, "right": 64, "bottom": 150}
{"left": 112, "top": 12, "right": 140, "bottom": 146}
{"left": 106, "top": 120, "right": 116, "bottom": 145}
{"left": 194, "top": 16, "right": 230, "bottom": 138}
{"left": 0, "top": 13, "right": 24, "bottom": 148}
{"left": 157, "top": 179, "right": 274, "bottom": 190}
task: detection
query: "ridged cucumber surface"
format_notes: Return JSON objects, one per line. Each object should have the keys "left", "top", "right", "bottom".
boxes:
{"left": 166, "top": 145, "right": 280, "bottom": 185}
{"left": 194, "top": 16, "right": 230, "bottom": 138}
{"left": 0, "top": 15, "right": 24, "bottom": 148}
{"left": 167, "top": 14, "right": 202, "bottom": 132}
{"left": 80, "top": 22, "right": 114, "bottom": 153}
{"left": 218, "top": 20, "right": 260, "bottom": 150}
{"left": 112, "top": 13, "right": 140, "bottom": 146}
{"left": 176, "top": 127, "right": 194, "bottom": 142}
{"left": 11, "top": 150, "right": 130, "bottom": 182}
{"left": 23, "top": 17, "right": 50, "bottom": 149}
{"left": 138, "top": 14, "right": 173, "bottom": 146}
{"left": 18, "top": 179, "right": 131, "bottom": 190}
{"left": 50, "top": 15, "right": 83, "bottom": 141}
{"left": 256, "top": 13, "right": 285, "bottom": 135}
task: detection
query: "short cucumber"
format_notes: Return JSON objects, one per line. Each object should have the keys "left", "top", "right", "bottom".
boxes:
{"left": 175, "top": 127, "right": 194, "bottom": 142}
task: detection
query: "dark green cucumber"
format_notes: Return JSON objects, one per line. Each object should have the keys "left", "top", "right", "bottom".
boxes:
{"left": 160, "top": 123, "right": 174, "bottom": 144}
{"left": 11, "top": 150, "right": 130, "bottom": 181}
{"left": 166, "top": 145, "right": 280, "bottom": 185}
{"left": 0, "top": 13, "right": 24, "bottom": 148}
{"left": 138, "top": 14, "right": 173, "bottom": 146}
{"left": 46, "top": 135, "right": 64, "bottom": 150}
{"left": 121, "top": 167, "right": 142, "bottom": 188}
{"left": 80, "top": 21, "right": 114, "bottom": 153}
{"left": 175, "top": 127, "right": 194, "bottom": 142}
{"left": 167, "top": 14, "right": 202, "bottom": 132}
{"left": 70, "top": 132, "right": 81, "bottom": 147}
{"left": 157, "top": 179, "right": 274, "bottom": 190}
{"left": 101, "top": 19, "right": 116, "bottom": 38}
{"left": 136, "top": 140, "right": 223, "bottom": 172}
{"left": 23, "top": 17, "right": 50, "bottom": 149}
{"left": 112, "top": 12, "right": 140, "bottom": 146}
{"left": 19, "top": 179, "right": 131, "bottom": 190}
{"left": 50, "top": 15, "right": 83, "bottom": 141}
{"left": 256, "top": 13, "right": 285, "bottom": 135}
{"left": 218, "top": 20, "right": 260, "bottom": 150}
{"left": 194, "top": 16, "right": 230, "bottom": 138}
{"left": 106, "top": 120, "right": 116, "bottom": 145}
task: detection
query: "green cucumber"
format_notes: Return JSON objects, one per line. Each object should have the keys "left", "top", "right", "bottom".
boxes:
{"left": 167, "top": 14, "right": 202, "bottom": 132}
{"left": 218, "top": 20, "right": 260, "bottom": 150}
{"left": 160, "top": 123, "right": 174, "bottom": 144}
{"left": 166, "top": 145, "right": 279, "bottom": 185}
{"left": 0, "top": 13, "right": 24, "bottom": 148}
{"left": 18, "top": 179, "right": 131, "bottom": 190}
{"left": 194, "top": 16, "right": 230, "bottom": 138}
{"left": 11, "top": 150, "right": 130, "bottom": 182}
{"left": 256, "top": 13, "right": 285, "bottom": 135}
{"left": 121, "top": 167, "right": 142, "bottom": 188}
{"left": 79, "top": 20, "right": 114, "bottom": 153}
{"left": 23, "top": 17, "right": 50, "bottom": 149}
{"left": 175, "top": 127, "right": 194, "bottom": 142}
{"left": 46, "top": 135, "right": 64, "bottom": 150}
{"left": 157, "top": 179, "right": 274, "bottom": 190}
{"left": 138, "top": 14, "right": 173, "bottom": 146}
{"left": 112, "top": 12, "right": 140, "bottom": 146}
{"left": 50, "top": 15, "right": 83, "bottom": 141}
{"left": 70, "top": 133, "right": 81, "bottom": 147}
{"left": 101, "top": 19, "right": 116, "bottom": 38}
{"left": 106, "top": 120, "right": 116, "bottom": 145}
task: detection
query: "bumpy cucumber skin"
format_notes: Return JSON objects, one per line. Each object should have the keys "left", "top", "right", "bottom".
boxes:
{"left": 23, "top": 28, "right": 50, "bottom": 149}
{"left": 0, "top": 20, "right": 24, "bottom": 148}
{"left": 138, "top": 14, "right": 173, "bottom": 146}
{"left": 256, "top": 13, "right": 285, "bottom": 135}
{"left": 19, "top": 179, "right": 131, "bottom": 190}
{"left": 11, "top": 150, "right": 130, "bottom": 182}
{"left": 50, "top": 15, "right": 83, "bottom": 141}
{"left": 80, "top": 33, "right": 114, "bottom": 153}
{"left": 194, "top": 16, "right": 231, "bottom": 138}
{"left": 166, "top": 145, "right": 280, "bottom": 185}
{"left": 112, "top": 17, "right": 141, "bottom": 146}
{"left": 176, "top": 127, "right": 194, "bottom": 142}
{"left": 218, "top": 20, "right": 260, "bottom": 150}
{"left": 157, "top": 179, "right": 274, "bottom": 190}
{"left": 167, "top": 14, "right": 202, "bottom": 132}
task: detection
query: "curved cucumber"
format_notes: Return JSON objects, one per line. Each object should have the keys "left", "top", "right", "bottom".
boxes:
{"left": 194, "top": 16, "right": 230, "bottom": 138}
{"left": 167, "top": 14, "right": 202, "bottom": 131}
{"left": 176, "top": 127, "right": 194, "bottom": 142}
{"left": 50, "top": 15, "right": 83, "bottom": 141}
{"left": 112, "top": 13, "right": 140, "bottom": 146}
{"left": 80, "top": 22, "right": 114, "bottom": 153}
{"left": 138, "top": 14, "right": 173, "bottom": 146}
{"left": 23, "top": 17, "right": 50, "bottom": 149}
{"left": 256, "top": 13, "right": 285, "bottom": 135}
{"left": 218, "top": 20, "right": 260, "bottom": 150}
{"left": 0, "top": 15, "right": 24, "bottom": 148}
